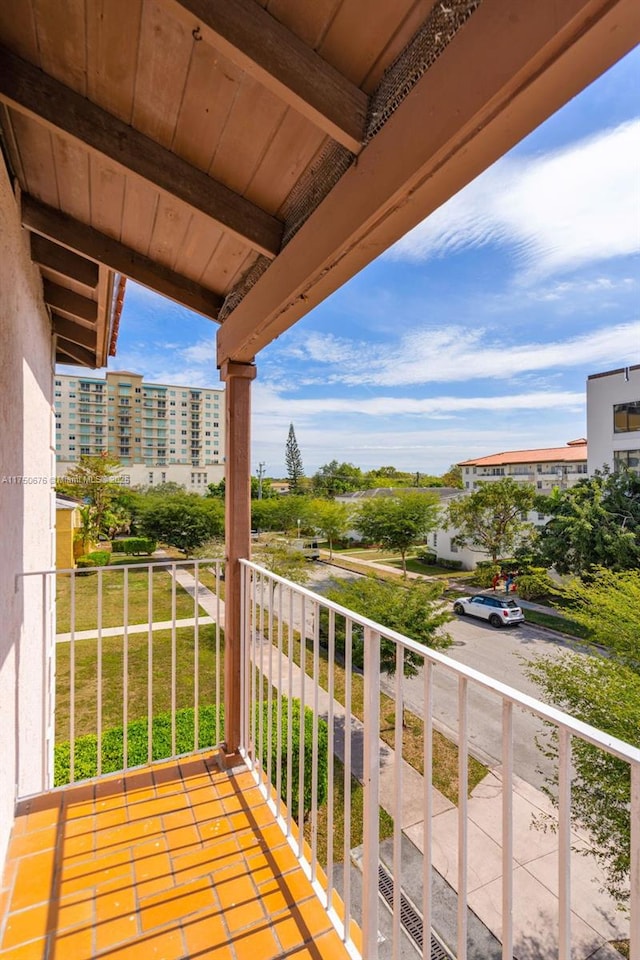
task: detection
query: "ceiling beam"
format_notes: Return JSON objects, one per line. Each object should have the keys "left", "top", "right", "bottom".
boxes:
{"left": 31, "top": 233, "right": 99, "bottom": 289}
{"left": 0, "top": 47, "right": 283, "bottom": 257}
{"left": 52, "top": 314, "right": 98, "bottom": 350}
{"left": 22, "top": 196, "right": 224, "bottom": 321}
{"left": 55, "top": 336, "right": 96, "bottom": 368}
{"left": 43, "top": 280, "right": 98, "bottom": 323}
{"left": 172, "top": 0, "right": 367, "bottom": 153}
{"left": 217, "top": 0, "right": 640, "bottom": 363}
{"left": 56, "top": 349, "right": 81, "bottom": 366}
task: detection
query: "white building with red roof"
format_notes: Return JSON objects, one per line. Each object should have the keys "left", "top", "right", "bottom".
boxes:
{"left": 458, "top": 438, "right": 588, "bottom": 494}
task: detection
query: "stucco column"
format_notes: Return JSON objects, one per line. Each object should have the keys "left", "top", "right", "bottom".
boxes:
{"left": 219, "top": 359, "right": 256, "bottom": 761}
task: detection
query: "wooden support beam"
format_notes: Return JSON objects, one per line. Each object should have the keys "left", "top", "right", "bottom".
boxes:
{"left": 22, "top": 196, "right": 224, "bottom": 321}
{"left": 172, "top": 0, "right": 367, "bottom": 152}
{"left": 55, "top": 336, "right": 96, "bottom": 368}
{"left": 217, "top": 0, "right": 640, "bottom": 363}
{"left": 43, "top": 280, "right": 97, "bottom": 323}
{"left": 52, "top": 314, "right": 98, "bottom": 351}
{"left": 0, "top": 46, "right": 283, "bottom": 257}
{"left": 220, "top": 360, "right": 256, "bottom": 758}
{"left": 56, "top": 349, "right": 80, "bottom": 366}
{"left": 31, "top": 233, "right": 99, "bottom": 289}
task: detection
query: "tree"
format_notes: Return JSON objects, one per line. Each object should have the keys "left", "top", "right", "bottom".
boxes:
{"left": 354, "top": 491, "right": 441, "bottom": 576}
{"left": 57, "top": 453, "right": 124, "bottom": 539}
{"left": 526, "top": 569, "right": 640, "bottom": 905}
{"left": 311, "top": 460, "right": 366, "bottom": 497}
{"left": 252, "top": 494, "right": 313, "bottom": 535}
{"left": 446, "top": 478, "right": 536, "bottom": 562}
{"left": 285, "top": 423, "right": 305, "bottom": 493}
{"left": 138, "top": 495, "right": 224, "bottom": 556}
{"left": 323, "top": 577, "right": 452, "bottom": 677}
{"left": 308, "top": 499, "right": 350, "bottom": 559}
{"left": 441, "top": 463, "right": 463, "bottom": 489}
{"left": 535, "top": 469, "right": 640, "bottom": 575}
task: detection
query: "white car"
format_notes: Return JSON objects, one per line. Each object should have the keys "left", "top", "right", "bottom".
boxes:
{"left": 452, "top": 594, "right": 525, "bottom": 628}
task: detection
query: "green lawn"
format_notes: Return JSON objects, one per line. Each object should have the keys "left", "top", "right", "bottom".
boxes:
{"left": 55, "top": 624, "right": 224, "bottom": 742}
{"left": 520, "top": 608, "right": 591, "bottom": 640}
{"left": 56, "top": 566, "right": 206, "bottom": 632}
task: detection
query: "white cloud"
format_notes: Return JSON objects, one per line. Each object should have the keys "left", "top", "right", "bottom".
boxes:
{"left": 389, "top": 120, "right": 640, "bottom": 277}
{"left": 289, "top": 320, "right": 640, "bottom": 387}
{"left": 252, "top": 382, "right": 584, "bottom": 420}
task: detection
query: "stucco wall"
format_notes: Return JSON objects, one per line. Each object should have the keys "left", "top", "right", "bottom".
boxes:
{"left": 587, "top": 367, "right": 640, "bottom": 475}
{"left": 0, "top": 168, "right": 55, "bottom": 868}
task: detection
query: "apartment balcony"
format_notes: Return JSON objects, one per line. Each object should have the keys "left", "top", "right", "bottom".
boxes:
{"left": 2, "top": 561, "right": 637, "bottom": 960}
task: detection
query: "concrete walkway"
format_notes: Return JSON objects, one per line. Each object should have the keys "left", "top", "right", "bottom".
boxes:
{"left": 71, "top": 566, "right": 628, "bottom": 958}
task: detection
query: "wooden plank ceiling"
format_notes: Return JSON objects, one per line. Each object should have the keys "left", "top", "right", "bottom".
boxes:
{"left": 0, "top": 0, "right": 637, "bottom": 370}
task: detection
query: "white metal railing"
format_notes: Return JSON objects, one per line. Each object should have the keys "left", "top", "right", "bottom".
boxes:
{"left": 18, "top": 558, "right": 224, "bottom": 789}
{"left": 239, "top": 560, "right": 640, "bottom": 960}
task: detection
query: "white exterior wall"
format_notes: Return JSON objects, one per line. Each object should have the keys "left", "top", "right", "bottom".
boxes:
{"left": 57, "top": 460, "right": 225, "bottom": 493}
{"left": 0, "top": 171, "right": 55, "bottom": 867}
{"left": 587, "top": 367, "right": 640, "bottom": 475}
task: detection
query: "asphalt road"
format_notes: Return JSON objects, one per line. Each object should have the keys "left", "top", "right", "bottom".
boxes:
{"left": 305, "top": 562, "right": 587, "bottom": 790}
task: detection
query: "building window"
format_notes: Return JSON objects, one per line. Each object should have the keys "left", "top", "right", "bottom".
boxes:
{"left": 613, "top": 401, "right": 640, "bottom": 433}
{"left": 614, "top": 449, "right": 640, "bottom": 472}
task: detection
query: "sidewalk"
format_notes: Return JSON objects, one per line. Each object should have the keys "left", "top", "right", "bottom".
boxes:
{"left": 84, "top": 567, "right": 627, "bottom": 958}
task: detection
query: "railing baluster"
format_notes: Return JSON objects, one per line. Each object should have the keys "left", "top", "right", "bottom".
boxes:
{"left": 147, "top": 563, "right": 153, "bottom": 765}
{"left": 298, "top": 595, "right": 306, "bottom": 856}
{"left": 343, "top": 617, "right": 353, "bottom": 944}
{"left": 250, "top": 567, "right": 257, "bottom": 768}
{"left": 194, "top": 560, "right": 200, "bottom": 752}
{"left": 362, "top": 625, "right": 381, "bottom": 960}
{"left": 502, "top": 700, "right": 514, "bottom": 960}
{"left": 123, "top": 568, "right": 129, "bottom": 770}
{"left": 171, "top": 563, "right": 177, "bottom": 758}
{"left": 287, "top": 584, "right": 294, "bottom": 837}
{"left": 276, "top": 577, "right": 284, "bottom": 821}
{"left": 457, "top": 676, "right": 468, "bottom": 960}
{"left": 258, "top": 571, "right": 265, "bottom": 773}
{"left": 393, "top": 642, "right": 403, "bottom": 959}
{"left": 631, "top": 762, "right": 640, "bottom": 960}
{"left": 267, "top": 577, "right": 274, "bottom": 791}
{"left": 215, "top": 561, "right": 221, "bottom": 748}
{"left": 558, "top": 729, "right": 572, "bottom": 960}
{"left": 69, "top": 572, "right": 76, "bottom": 784}
{"left": 311, "top": 600, "right": 320, "bottom": 883}
{"left": 326, "top": 608, "right": 335, "bottom": 914}
{"left": 423, "top": 660, "right": 433, "bottom": 960}
{"left": 96, "top": 567, "right": 103, "bottom": 777}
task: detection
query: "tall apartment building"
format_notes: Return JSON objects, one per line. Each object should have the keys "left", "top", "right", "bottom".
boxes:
{"left": 55, "top": 371, "right": 225, "bottom": 491}
{"left": 458, "top": 439, "right": 588, "bottom": 493}
{"left": 587, "top": 365, "right": 640, "bottom": 476}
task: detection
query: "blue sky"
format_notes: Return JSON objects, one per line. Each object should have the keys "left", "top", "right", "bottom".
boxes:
{"left": 61, "top": 48, "right": 640, "bottom": 478}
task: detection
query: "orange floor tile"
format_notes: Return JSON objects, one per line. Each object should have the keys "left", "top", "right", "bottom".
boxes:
{"left": 0, "top": 755, "right": 355, "bottom": 959}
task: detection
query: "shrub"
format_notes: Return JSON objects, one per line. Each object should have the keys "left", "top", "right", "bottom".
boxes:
{"left": 416, "top": 548, "right": 438, "bottom": 565}
{"left": 76, "top": 551, "right": 110, "bottom": 573}
{"left": 515, "top": 567, "right": 556, "bottom": 601}
{"left": 54, "top": 698, "right": 328, "bottom": 816}
{"left": 472, "top": 561, "right": 501, "bottom": 587}
{"left": 435, "top": 557, "right": 463, "bottom": 570}
{"left": 111, "top": 537, "right": 156, "bottom": 555}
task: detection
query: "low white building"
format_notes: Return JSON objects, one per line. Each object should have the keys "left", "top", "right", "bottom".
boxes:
{"left": 587, "top": 365, "right": 640, "bottom": 476}
{"left": 429, "top": 440, "right": 588, "bottom": 570}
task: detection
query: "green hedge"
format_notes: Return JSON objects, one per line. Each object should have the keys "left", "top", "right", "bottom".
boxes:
{"left": 76, "top": 550, "right": 111, "bottom": 572}
{"left": 55, "top": 698, "right": 327, "bottom": 815}
{"left": 111, "top": 537, "right": 157, "bottom": 555}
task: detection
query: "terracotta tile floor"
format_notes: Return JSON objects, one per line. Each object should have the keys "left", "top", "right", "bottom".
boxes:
{"left": 0, "top": 755, "right": 356, "bottom": 959}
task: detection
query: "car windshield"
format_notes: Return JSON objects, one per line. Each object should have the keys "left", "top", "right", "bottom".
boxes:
{"left": 501, "top": 600, "right": 518, "bottom": 608}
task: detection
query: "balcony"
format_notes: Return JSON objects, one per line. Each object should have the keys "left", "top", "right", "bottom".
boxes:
{"left": 2, "top": 561, "right": 637, "bottom": 960}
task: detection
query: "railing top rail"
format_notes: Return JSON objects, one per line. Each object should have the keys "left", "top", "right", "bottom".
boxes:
{"left": 240, "top": 559, "right": 640, "bottom": 766}
{"left": 17, "top": 558, "right": 223, "bottom": 577}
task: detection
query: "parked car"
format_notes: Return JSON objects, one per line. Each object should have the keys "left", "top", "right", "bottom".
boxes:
{"left": 452, "top": 594, "right": 525, "bottom": 628}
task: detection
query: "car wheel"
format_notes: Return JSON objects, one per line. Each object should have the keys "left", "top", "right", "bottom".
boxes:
{"left": 489, "top": 614, "right": 502, "bottom": 628}
{"left": 453, "top": 603, "right": 465, "bottom": 615}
